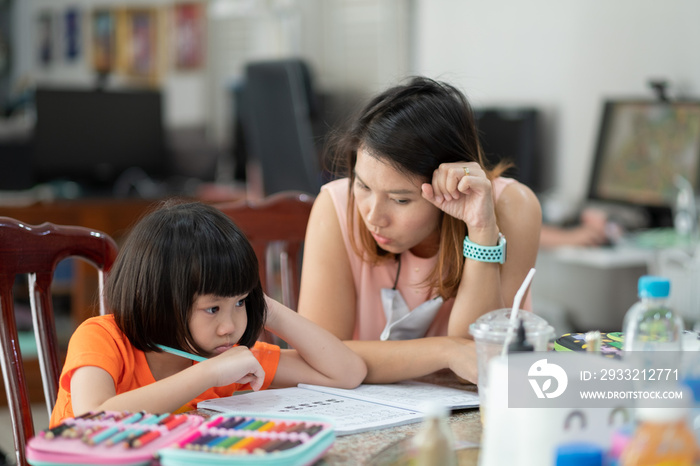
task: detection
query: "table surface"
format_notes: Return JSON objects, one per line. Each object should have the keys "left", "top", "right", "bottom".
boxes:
{"left": 319, "top": 408, "right": 482, "bottom": 465}
{"left": 317, "top": 370, "right": 482, "bottom": 465}
{"left": 194, "top": 370, "right": 482, "bottom": 465}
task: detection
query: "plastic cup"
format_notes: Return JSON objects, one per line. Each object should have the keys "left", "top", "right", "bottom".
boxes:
{"left": 469, "top": 308, "right": 554, "bottom": 424}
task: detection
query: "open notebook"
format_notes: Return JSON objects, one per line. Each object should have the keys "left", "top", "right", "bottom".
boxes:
{"left": 197, "top": 381, "right": 480, "bottom": 436}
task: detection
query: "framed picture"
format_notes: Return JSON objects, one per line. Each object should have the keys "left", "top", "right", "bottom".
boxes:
{"left": 173, "top": 2, "right": 205, "bottom": 70}
{"left": 91, "top": 9, "right": 116, "bottom": 72}
{"left": 37, "top": 11, "right": 53, "bottom": 66}
{"left": 64, "top": 7, "right": 81, "bottom": 61}
{"left": 120, "top": 8, "right": 162, "bottom": 81}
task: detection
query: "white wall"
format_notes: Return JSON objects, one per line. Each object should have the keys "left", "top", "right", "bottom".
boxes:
{"left": 413, "top": 0, "right": 700, "bottom": 201}
{"left": 10, "top": 0, "right": 411, "bottom": 149}
{"left": 11, "top": 0, "right": 208, "bottom": 128}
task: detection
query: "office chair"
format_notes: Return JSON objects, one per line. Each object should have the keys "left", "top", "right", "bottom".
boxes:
{"left": 0, "top": 217, "right": 118, "bottom": 466}
{"left": 238, "top": 59, "right": 323, "bottom": 197}
{"left": 213, "top": 191, "right": 315, "bottom": 313}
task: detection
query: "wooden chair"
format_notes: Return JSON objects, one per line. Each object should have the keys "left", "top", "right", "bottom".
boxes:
{"left": 0, "top": 217, "right": 118, "bottom": 466}
{"left": 213, "top": 191, "right": 315, "bottom": 312}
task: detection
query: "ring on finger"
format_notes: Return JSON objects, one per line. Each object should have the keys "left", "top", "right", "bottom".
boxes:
{"left": 463, "top": 167, "right": 470, "bottom": 176}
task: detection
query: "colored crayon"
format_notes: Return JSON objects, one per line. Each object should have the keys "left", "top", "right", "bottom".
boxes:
{"left": 270, "top": 422, "right": 289, "bottom": 432}
{"left": 212, "top": 435, "right": 243, "bottom": 451}
{"left": 229, "top": 436, "right": 256, "bottom": 451}
{"left": 75, "top": 411, "right": 103, "bottom": 420}
{"left": 176, "top": 430, "right": 202, "bottom": 448}
{"left": 43, "top": 423, "right": 73, "bottom": 439}
{"left": 187, "top": 434, "right": 218, "bottom": 450}
{"left": 129, "top": 429, "right": 161, "bottom": 448}
{"left": 260, "top": 438, "right": 286, "bottom": 452}
{"left": 304, "top": 424, "right": 324, "bottom": 437}
{"left": 257, "top": 421, "right": 276, "bottom": 432}
{"left": 144, "top": 413, "right": 171, "bottom": 425}
{"left": 202, "top": 435, "right": 229, "bottom": 449}
{"left": 163, "top": 415, "right": 187, "bottom": 430}
{"left": 242, "top": 419, "right": 266, "bottom": 431}
{"left": 205, "top": 416, "right": 226, "bottom": 429}
{"left": 243, "top": 437, "right": 269, "bottom": 453}
{"left": 220, "top": 417, "right": 247, "bottom": 429}
{"left": 105, "top": 427, "right": 143, "bottom": 446}
{"left": 82, "top": 424, "right": 108, "bottom": 442}
{"left": 285, "top": 422, "right": 307, "bottom": 433}
{"left": 275, "top": 439, "right": 303, "bottom": 451}
{"left": 233, "top": 418, "right": 256, "bottom": 430}
{"left": 156, "top": 414, "right": 175, "bottom": 426}
{"left": 122, "top": 411, "right": 145, "bottom": 424}
{"left": 88, "top": 425, "right": 121, "bottom": 445}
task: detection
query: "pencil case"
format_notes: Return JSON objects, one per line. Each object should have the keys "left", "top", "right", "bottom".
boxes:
{"left": 158, "top": 412, "right": 335, "bottom": 466}
{"left": 26, "top": 411, "right": 204, "bottom": 466}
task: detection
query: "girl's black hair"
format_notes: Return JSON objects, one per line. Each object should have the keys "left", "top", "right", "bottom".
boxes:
{"left": 106, "top": 200, "right": 266, "bottom": 355}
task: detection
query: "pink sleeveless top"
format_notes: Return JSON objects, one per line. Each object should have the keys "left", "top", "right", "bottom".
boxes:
{"left": 323, "top": 177, "right": 527, "bottom": 340}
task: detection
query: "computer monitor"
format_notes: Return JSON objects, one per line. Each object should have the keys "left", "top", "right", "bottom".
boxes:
{"left": 33, "top": 87, "right": 167, "bottom": 191}
{"left": 587, "top": 99, "right": 700, "bottom": 228}
{"left": 474, "top": 107, "right": 541, "bottom": 192}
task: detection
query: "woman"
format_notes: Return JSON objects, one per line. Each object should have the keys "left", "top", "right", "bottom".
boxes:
{"left": 298, "top": 77, "right": 541, "bottom": 384}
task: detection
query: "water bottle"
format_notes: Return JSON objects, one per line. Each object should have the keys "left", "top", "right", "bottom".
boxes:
{"left": 412, "top": 402, "right": 457, "bottom": 466}
{"left": 620, "top": 406, "right": 697, "bottom": 466}
{"left": 622, "top": 276, "right": 684, "bottom": 352}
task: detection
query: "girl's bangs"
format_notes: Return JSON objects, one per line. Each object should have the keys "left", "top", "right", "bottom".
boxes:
{"left": 193, "top": 236, "right": 260, "bottom": 298}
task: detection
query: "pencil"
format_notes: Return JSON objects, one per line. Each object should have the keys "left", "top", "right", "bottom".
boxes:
{"left": 156, "top": 344, "right": 207, "bottom": 362}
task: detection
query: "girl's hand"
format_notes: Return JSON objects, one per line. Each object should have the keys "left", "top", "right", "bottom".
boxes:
{"left": 207, "top": 346, "right": 266, "bottom": 391}
{"left": 421, "top": 162, "right": 497, "bottom": 236}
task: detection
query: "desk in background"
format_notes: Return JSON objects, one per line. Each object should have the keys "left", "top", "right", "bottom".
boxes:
{"left": 533, "top": 230, "right": 700, "bottom": 335}
{"left": 533, "top": 246, "right": 652, "bottom": 333}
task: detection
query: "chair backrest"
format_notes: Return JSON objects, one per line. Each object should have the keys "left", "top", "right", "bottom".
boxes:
{"left": 0, "top": 217, "right": 118, "bottom": 466}
{"left": 213, "top": 191, "right": 315, "bottom": 312}
{"left": 239, "top": 59, "right": 323, "bottom": 197}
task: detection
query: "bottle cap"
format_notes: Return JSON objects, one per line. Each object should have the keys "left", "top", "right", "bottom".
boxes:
{"left": 637, "top": 275, "right": 670, "bottom": 298}
{"left": 419, "top": 400, "right": 449, "bottom": 419}
{"left": 635, "top": 404, "right": 688, "bottom": 422}
{"left": 608, "top": 424, "right": 634, "bottom": 459}
{"left": 554, "top": 442, "right": 603, "bottom": 466}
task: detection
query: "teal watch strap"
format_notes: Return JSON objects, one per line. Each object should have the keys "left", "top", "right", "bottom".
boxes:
{"left": 463, "top": 233, "right": 506, "bottom": 264}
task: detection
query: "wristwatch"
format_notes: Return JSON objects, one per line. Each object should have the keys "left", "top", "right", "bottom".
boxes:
{"left": 463, "top": 233, "right": 506, "bottom": 264}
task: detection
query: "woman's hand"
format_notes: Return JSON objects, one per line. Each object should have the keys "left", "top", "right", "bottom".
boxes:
{"left": 446, "top": 337, "right": 479, "bottom": 384}
{"left": 421, "top": 162, "right": 498, "bottom": 239}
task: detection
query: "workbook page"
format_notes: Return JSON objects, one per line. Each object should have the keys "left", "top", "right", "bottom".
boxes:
{"left": 197, "top": 387, "right": 424, "bottom": 435}
{"left": 299, "top": 381, "right": 480, "bottom": 411}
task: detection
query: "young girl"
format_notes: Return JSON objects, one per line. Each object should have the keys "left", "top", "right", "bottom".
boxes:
{"left": 50, "top": 201, "right": 366, "bottom": 427}
{"left": 297, "top": 77, "right": 542, "bottom": 384}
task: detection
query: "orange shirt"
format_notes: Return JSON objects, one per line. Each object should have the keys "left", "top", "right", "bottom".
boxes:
{"left": 50, "top": 314, "right": 280, "bottom": 427}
